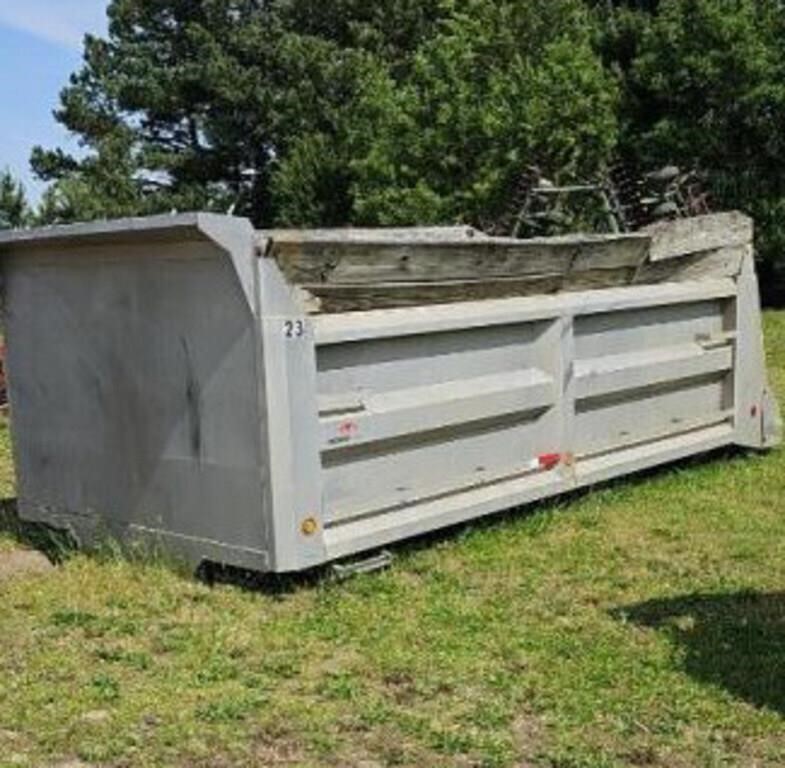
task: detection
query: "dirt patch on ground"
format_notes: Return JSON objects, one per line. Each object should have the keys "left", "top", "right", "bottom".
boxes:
{"left": 0, "top": 548, "right": 54, "bottom": 582}
{"left": 512, "top": 712, "right": 547, "bottom": 767}
{"left": 49, "top": 761, "right": 93, "bottom": 768}
{"left": 178, "top": 728, "right": 309, "bottom": 768}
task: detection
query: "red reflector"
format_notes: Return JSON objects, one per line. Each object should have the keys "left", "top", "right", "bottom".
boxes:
{"left": 538, "top": 454, "right": 562, "bottom": 471}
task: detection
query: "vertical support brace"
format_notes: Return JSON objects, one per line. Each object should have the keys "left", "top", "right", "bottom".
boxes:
{"left": 558, "top": 314, "right": 578, "bottom": 482}
{"left": 734, "top": 248, "right": 782, "bottom": 448}
{"left": 258, "top": 257, "right": 327, "bottom": 571}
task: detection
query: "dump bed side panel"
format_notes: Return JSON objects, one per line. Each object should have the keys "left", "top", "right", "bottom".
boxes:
{"left": 4, "top": 235, "right": 271, "bottom": 569}
{"left": 312, "top": 281, "right": 742, "bottom": 560}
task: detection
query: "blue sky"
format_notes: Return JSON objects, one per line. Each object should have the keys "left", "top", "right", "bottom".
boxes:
{"left": 0, "top": 1, "right": 109, "bottom": 203}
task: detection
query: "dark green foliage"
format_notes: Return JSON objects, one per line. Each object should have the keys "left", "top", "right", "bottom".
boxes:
{"left": 347, "top": 0, "right": 618, "bottom": 227}
{"left": 0, "top": 170, "right": 31, "bottom": 229}
{"left": 30, "top": 0, "right": 442, "bottom": 226}
{"left": 30, "top": 0, "right": 617, "bottom": 231}
{"left": 600, "top": 0, "right": 785, "bottom": 298}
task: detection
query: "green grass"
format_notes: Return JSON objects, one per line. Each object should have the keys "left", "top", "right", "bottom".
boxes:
{"left": 0, "top": 418, "right": 19, "bottom": 554}
{"left": 1, "top": 314, "right": 785, "bottom": 767}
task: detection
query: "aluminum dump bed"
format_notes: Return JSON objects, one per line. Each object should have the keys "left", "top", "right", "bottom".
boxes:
{"left": 0, "top": 212, "right": 779, "bottom": 572}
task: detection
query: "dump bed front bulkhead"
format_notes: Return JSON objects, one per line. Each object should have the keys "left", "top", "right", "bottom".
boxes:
{"left": 0, "top": 212, "right": 779, "bottom": 572}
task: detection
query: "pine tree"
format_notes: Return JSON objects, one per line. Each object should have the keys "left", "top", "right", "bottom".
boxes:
{"left": 0, "top": 170, "right": 30, "bottom": 230}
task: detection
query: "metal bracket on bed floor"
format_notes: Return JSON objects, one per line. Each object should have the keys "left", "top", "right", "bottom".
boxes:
{"left": 332, "top": 550, "right": 394, "bottom": 579}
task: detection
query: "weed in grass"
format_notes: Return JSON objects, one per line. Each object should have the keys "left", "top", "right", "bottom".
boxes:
{"left": 94, "top": 647, "right": 152, "bottom": 671}
{"left": 195, "top": 693, "right": 267, "bottom": 724}
{"left": 194, "top": 657, "right": 240, "bottom": 685}
{"left": 51, "top": 610, "right": 100, "bottom": 630}
{"left": 90, "top": 674, "right": 121, "bottom": 703}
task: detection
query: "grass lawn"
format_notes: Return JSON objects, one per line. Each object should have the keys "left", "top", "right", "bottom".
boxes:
{"left": 0, "top": 314, "right": 784, "bottom": 768}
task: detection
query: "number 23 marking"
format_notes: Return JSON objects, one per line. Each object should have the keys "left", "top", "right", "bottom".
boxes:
{"left": 284, "top": 320, "right": 306, "bottom": 339}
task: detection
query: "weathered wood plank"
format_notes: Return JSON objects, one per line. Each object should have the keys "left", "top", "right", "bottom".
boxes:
{"left": 258, "top": 226, "right": 484, "bottom": 249}
{"left": 304, "top": 268, "right": 642, "bottom": 313}
{"left": 271, "top": 235, "right": 649, "bottom": 287}
{"left": 645, "top": 212, "right": 752, "bottom": 262}
{"left": 564, "top": 267, "right": 637, "bottom": 291}
{"left": 302, "top": 276, "right": 566, "bottom": 313}
{"left": 270, "top": 217, "right": 748, "bottom": 314}
{"left": 301, "top": 253, "right": 743, "bottom": 313}
{"left": 570, "top": 238, "right": 649, "bottom": 271}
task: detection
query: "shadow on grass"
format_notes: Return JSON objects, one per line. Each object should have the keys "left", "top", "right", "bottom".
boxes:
{"left": 0, "top": 498, "right": 76, "bottom": 563}
{"left": 196, "top": 560, "right": 333, "bottom": 597}
{"left": 203, "top": 446, "right": 752, "bottom": 595}
{"left": 614, "top": 591, "right": 785, "bottom": 715}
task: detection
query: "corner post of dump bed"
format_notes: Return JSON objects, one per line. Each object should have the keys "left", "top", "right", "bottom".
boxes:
{"left": 183, "top": 214, "right": 291, "bottom": 568}
{"left": 255, "top": 235, "right": 327, "bottom": 572}
{"left": 644, "top": 211, "right": 780, "bottom": 451}
{"left": 557, "top": 312, "right": 577, "bottom": 484}
{"left": 733, "top": 238, "right": 782, "bottom": 449}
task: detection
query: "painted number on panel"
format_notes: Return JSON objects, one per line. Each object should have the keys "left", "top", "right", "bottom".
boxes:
{"left": 284, "top": 320, "right": 306, "bottom": 339}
